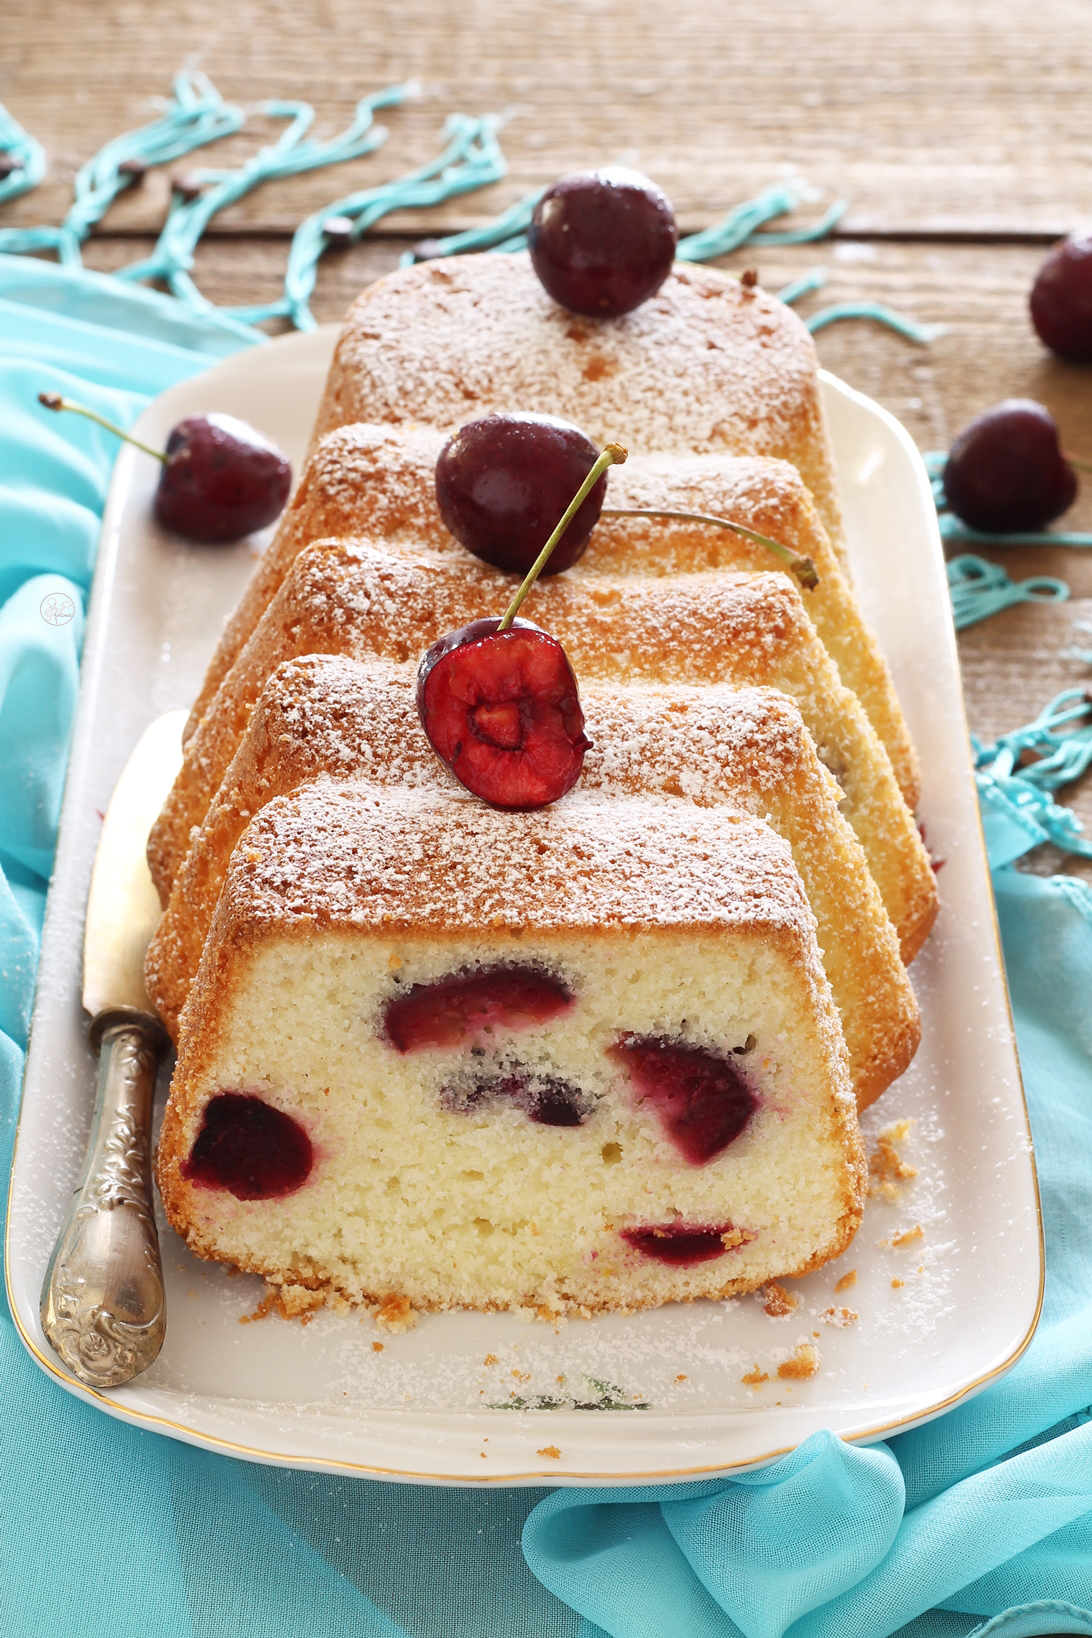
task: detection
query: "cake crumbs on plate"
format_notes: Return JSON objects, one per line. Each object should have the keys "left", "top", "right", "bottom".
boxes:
{"left": 742, "top": 1365, "right": 770, "bottom": 1386}
{"left": 777, "top": 1343, "right": 820, "bottom": 1380}
{"left": 892, "top": 1278, "right": 905, "bottom": 1289}
{"left": 884, "top": 1224, "right": 924, "bottom": 1249}
{"left": 375, "top": 1293, "right": 418, "bottom": 1333}
{"left": 819, "top": 1306, "right": 859, "bottom": 1328}
{"left": 538, "top": 1446, "right": 562, "bottom": 1460}
{"left": 372, "top": 1341, "right": 385, "bottom": 1353}
{"left": 762, "top": 1281, "right": 798, "bottom": 1317}
{"left": 834, "top": 1270, "right": 857, "bottom": 1292}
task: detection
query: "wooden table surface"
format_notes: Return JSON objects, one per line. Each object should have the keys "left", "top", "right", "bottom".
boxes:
{"left": 6, "top": 0, "right": 1092, "bottom": 876}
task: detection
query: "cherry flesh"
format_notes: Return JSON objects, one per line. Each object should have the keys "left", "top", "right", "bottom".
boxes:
{"left": 181, "top": 1092, "right": 313, "bottom": 1200}
{"left": 621, "top": 1224, "right": 737, "bottom": 1266}
{"left": 609, "top": 1035, "right": 756, "bottom": 1165}
{"left": 417, "top": 616, "right": 590, "bottom": 809}
{"left": 441, "top": 1067, "right": 590, "bottom": 1127}
{"left": 435, "top": 414, "right": 606, "bottom": 575}
{"left": 155, "top": 413, "right": 292, "bottom": 544}
{"left": 1030, "top": 231, "right": 1092, "bottom": 361}
{"left": 384, "top": 964, "right": 573, "bottom": 1052}
{"left": 943, "top": 400, "right": 1077, "bottom": 533}
{"left": 528, "top": 167, "right": 677, "bottom": 318}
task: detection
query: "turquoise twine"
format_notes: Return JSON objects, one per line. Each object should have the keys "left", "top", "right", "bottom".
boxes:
{"left": 947, "top": 554, "right": 1069, "bottom": 630}
{"left": 279, "top": 112, "right": 506, "bottom": 331}
{"left": 116, "top": 85, "right": 409, "bottom": 338}
{"left": 0, "top": 101, "right": 46, "bottom": 205}
{"left": 926, "top": 450, "right": 1092, "bottom": 548}
{"left": 974, "top": 687, "right": 1092, "bottom": 859}
{"left": 0, "top": 71, "right": 243, "bottom": 267}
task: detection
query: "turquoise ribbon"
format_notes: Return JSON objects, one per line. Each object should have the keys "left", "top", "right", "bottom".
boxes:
{"left": 974, "top": 687, "right": 1092, "bottom": 860}
{"left": 0, "top": 101, "right": 46, "bottom": 206}
{"left": 947, "top": 554, "right": 1070, "bottom": 630}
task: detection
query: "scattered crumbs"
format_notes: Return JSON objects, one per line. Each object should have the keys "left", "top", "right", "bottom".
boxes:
{"left": 675, "top": 1374, "right": 688, "bottom": 1382}
{"left": 742, "top": 1365, "right": 769, "bottom": 1386}
{"left": 892, "top": 1278, "right": 905, "bottom": 1289}
{"left": 556, "top": 1374, "right": 565, "bottom": 1384}
{"left": 819, "top": 1307, "right": 859, "bottom": 1329}
{"left": 480, "top": 1452, "right": 487, "bottom": 1459}
{"left": 917, "top": 1264, "right": 925, "bottom": 1274}
{"left": 372, "top": 1341, "right": 385, "bottom": 1353}
{"left": 835, "top": 1270, "right": 857, "bottom": 1293}
{"left": 762, "top": 1281, "right": 797, "bottom": 1317}
{"left": 777, "top": 1344, "right": 820, "bottom": 1381}
{"left": 868, "top": 1125, "right": 918, "bottom": 1201}
{"left": 187, "top": 1289, "right": 196, "bottom": 1298}
{"left": 375, "top": 1294, "right": 418, "bottom": 1333}
{"left": 484, "top": 1354, "right": 499, "bottom": 1367}
{"left": 538, "top": 1446, "right": 562, "bottom": 1460}
{"left": 512, "top": 1369, "right": 531, "bottom": 1383}
{"left": 885, "top": 1224, "right": 924, "bottom": 1250}
{"left": 239, "top": 1291, "right": 279, "bottom": 1325}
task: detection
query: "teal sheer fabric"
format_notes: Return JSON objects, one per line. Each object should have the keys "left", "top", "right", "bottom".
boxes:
{"left": 2, "top": 253, "right": 1091, "bottom": 1637}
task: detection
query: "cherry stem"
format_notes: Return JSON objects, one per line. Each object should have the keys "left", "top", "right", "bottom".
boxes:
{"left": 498, "top": 442, "right": 629, "bottom": 630}
{"left": 37, "top": 390, "right": 167, "bottom": 465}
{"left": 600, "top": 507, "right": 819, "bottom": 589}
{"left": 1063, "top": 452, "right": 1092, "bottom": 477}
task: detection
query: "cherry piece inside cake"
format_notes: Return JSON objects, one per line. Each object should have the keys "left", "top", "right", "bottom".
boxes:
{"left": 157, "top": 787, "right": 865, "bottom": 1317}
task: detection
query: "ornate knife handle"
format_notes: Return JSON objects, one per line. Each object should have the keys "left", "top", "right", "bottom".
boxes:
{"left": 41, "top": 1008, "right": 171, "bottom": 1388}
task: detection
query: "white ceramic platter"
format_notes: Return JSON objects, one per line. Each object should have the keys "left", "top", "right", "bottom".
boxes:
{"left": 6, "top": 329, "right": 1043, "bottom": 1485}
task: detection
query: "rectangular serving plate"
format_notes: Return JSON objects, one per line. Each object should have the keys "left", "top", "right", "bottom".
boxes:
{"left": 6, "top": 328, "right": 1043, "bottom": 1485}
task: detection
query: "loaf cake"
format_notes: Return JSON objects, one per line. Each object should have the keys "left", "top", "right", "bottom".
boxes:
{"left": 156, "top": 785, "right": 866, "bottom": 1316}
{"left": 146, "top": 659, "right": 919, "bottom": 1106}
{"left": 311, "top": 253, "right": 851, "bottom": 570}
{"left": 183, "top": 425, "right": 918, "bottom": 807}
{"left": 149, "top": 540, "right": 937, "bottom": 961}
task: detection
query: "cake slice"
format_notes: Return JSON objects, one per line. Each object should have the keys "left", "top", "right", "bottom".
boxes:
{"left": 148, "top": 540, "right": 938, "bottom": 962}
{"left": 183, "top": 424, "right": 918, "bottom": 807}
{"left": 146, "top": 657, "right": 919, "bottom": 1109}
{"left": 311, "top": 252, "right": 850, "bottom": 568}
{"left": 156, "top": 786, "right": 866, "bottom": 1317}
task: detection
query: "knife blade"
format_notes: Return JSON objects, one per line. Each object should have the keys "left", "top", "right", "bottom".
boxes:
{"left": 40, "top": 711, "right": 186, "bottom": 1389}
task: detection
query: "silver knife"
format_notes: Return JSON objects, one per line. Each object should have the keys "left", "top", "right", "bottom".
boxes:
{"left": 40, "top": 711, "right": 186, "bottom": 1389}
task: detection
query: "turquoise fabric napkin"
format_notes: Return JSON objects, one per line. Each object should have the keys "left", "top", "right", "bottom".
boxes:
{"left": 2, "top": 251, "right": 1091, "bottom": 1638}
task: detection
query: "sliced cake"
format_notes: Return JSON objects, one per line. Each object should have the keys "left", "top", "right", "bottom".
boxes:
{"left": 146, "top": 658, "right": 919, "bottom": 1108}
{"left": 182, "top": 424, "right": 918, "bottom": 808}
{"left": 148, "top": 540, "right": 937, "bottom": 961}
{"left": 156, "top": 786, "right": 866, "bottom": 1317}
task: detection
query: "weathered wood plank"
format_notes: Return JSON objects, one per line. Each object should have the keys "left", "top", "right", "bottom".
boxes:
{"left": 5, "top": 0, "right": 1092, "bottom": 239}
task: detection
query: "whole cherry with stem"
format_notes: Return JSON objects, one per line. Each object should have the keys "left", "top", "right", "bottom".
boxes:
{"left": 417, "top": 441, "right": 628, "bottom": 809}
{"left": 38, "top": 390, "right": 292, "bottom": 543}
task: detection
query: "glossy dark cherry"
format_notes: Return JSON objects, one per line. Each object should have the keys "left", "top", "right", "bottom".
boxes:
{"left": 435, "top": 414, "right": 606, "bottom": 575}
{"left": 442, "top": 1068, "right": 590, "bottom": 1127}
{"left": 609, "top": 1035, "right": 756, "bottom": 1165}
{"left": 417, "top": 616, "right": 590, "bottom": 809}
{"left": 154, "top": 413, "right": 292, "bottom": 543}
{"left": 621, "top": 1224, "right": 737, "bottom": 1266}
{"left": 943, "top": 400, "right": 1077, "bottom": 533}
{"left": 181, "top": 1092, "right": 313, "bottom": 1200}
{"left": 528, "top": 167, "right": 677, "bottom": 318}
{"left": 1030, "top": 231, "right": 1092, "bottom": 361}
{"left": 384, "top": 964, "right": 573, "bottom": 1052}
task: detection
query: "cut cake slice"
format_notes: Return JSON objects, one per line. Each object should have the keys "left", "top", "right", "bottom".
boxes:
{"left": 311, "top": 253, "right": 850, "bottom": 568}
{"left": 148, "top": 540, "right": 938, "bottom": 963}
{"left": 183, "top": 424, "right": 918, "bottom": 808}
{"left": 146, "top": 657, "right": 920, "bottom": 1109}
{"left": 156, "top": 786, "right": 866, "bottom": 1318}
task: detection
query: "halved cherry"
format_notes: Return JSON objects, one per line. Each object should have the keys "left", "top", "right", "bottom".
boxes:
{"left": 384, "top": 964, "right": 573, "bottom": 1052}
{"left": 621, "top": 1224, "right": 739, "bottom": 1266}
{"left": 609, "top": 1035, "right": 757, "bottom": 1164}
{"left": 181, "top": 1092, "right": 313, "bottom": 1200}
{"left": 417, "top": 616, "right": 590, "bottom": 809}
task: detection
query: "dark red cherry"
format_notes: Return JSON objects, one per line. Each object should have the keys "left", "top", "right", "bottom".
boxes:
{"left": 435, "top": 414, "right": 606, "bottom": 575}
{"left": 1030, "top": 231, "right": 1092, "bottom": 361}
{"left": 943, "top": 400, "right": 1077, "bottom": 533}
{"left": 181, "top": 1092, "right": 313, "bottom": 1200}
{"left": 609, "top": 1036, "right": 756, "bottom": 1164}
{"left": 621, "top": 1224, "right": 738, "bottom": 1266}
{"left": 154, "top": 413, "right": 292, "bottom": 543}
{"left": 441, "top": 1068, "right": 589, "bottom": 1126}
{"left": 384, "top": 964, "right": 573, "bottom": 1052}
{"left": 417, "top": 616, "right": 590, "bottom": 809}
{"left": 528, "top": 168, "right": 677, "bottom": 318}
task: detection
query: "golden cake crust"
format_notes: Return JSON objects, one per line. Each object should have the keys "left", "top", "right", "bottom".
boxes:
{"left": 313, "top": 253, "right": 848, "bottom": 563}
{"left": 182, "top": 425, "right": 918, "bottom": 808}
{"left": 147, "top": 658, "right": 919, "bottom": 1108}
{"left": 149, "top": 540, "right": 937, "bottom": 962}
